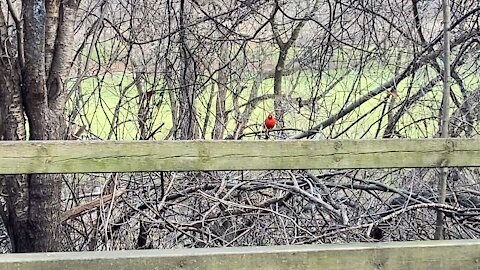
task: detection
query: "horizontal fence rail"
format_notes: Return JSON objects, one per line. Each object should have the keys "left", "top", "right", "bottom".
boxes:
{"left": 0, "top": 138, "right": 480, "bottom": 174}
{"left": 0, "top": 240, "right": 479, "bottom": 270}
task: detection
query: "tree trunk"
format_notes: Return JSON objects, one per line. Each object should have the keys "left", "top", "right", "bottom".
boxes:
{"left": 177, "top": 0, "right": 198, "bottom": 139}
{"left": 273, "top": 49, "right": 287, "bottom": 129}
{"left": 213, "top": 64, "right": 228, "bottom": 139}
{"left": 434, "top": 0, "right": 451, "bottom": 241}
{"left": 0, "top": 0, "right": 77, "bottom": 252}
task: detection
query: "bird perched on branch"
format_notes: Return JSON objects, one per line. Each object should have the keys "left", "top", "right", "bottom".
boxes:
{"left": 264, "top": 112, "right": 276, "bottom": 139}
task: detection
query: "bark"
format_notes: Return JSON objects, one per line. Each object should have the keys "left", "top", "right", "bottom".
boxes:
{"left": 47, "top": 0, "right": 76, "bottom": 111}
{"left": 14, "top": 0, "right": 62, "bottom": 252}
{"left": 384, "top": 52, "right": 403, "bottom": 136}
{"left": 272, "top": 47, "right": 287, "bottom": 129}
{"left": 133, "top": 65, "right": 154, "bottom": 140}
{"left": 212, "top": 65, "right": 228, "bottom": 139}
{"left": 176, "top": 0, "right": 199, "bottom": 139}
{"left": 0, "top": 0, "right": 28, "bottom": 253}
{"left": 45, "top": 0, "right": 60, "bottom": 74}
{"left": 177, "top": 67, "right": 198, "bottom": 140}
{"left": 435, "top": 0, "right": 451, "bottom": 240}
{"left": 0, "top": 0, "right": 77, "bottom": 252}
{"left": 0, "top": 65, "right": 29, "bottom": 252}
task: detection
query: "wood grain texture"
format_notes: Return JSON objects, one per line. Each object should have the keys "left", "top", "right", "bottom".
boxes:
{"left": 0, "top": 138, "right": 479, "bottom": 174}
{"left": 0, "top": 240, "right": 479, "bottom": 270}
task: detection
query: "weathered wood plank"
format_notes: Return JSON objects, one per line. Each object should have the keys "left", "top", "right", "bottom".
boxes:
{"left": 0, "top": 138, "right": 479, "bottom": 174}
{"left": 0, "top": 240, "right": 479, "bottom": 270}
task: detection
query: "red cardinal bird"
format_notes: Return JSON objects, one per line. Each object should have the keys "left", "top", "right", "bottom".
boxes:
{"left": 264, "top": 112, "right": 276, "bottom": 139}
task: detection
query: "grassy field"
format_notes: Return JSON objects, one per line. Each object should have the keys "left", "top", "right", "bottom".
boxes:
{"left": 66, "top": 63, "right": 478, "bottom": 140}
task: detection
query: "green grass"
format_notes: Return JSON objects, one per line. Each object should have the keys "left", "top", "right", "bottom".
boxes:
{"left": 66, "top": 63, "right": 480, "bottom": 140}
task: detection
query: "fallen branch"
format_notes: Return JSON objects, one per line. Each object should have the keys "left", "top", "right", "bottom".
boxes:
{"left": 62, "top": 188, "right": 127, "bottom": 222}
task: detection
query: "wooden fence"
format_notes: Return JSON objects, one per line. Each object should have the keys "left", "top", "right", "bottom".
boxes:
{"left": 0, "top": 240, "right": 479, "bottom": 270}
{"left": 1, "top": 138, "right": 480, "bottom": 173}
{"left": 0, "top": 138, "right": 480, "bottom": 269}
